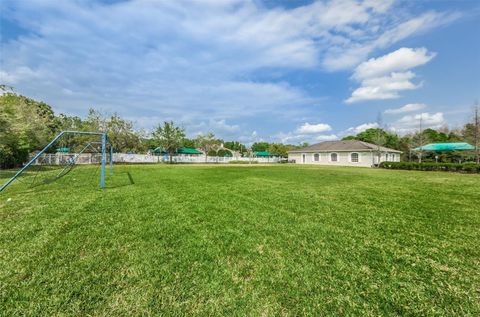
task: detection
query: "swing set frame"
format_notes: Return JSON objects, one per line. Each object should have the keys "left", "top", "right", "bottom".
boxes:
{"left": 0, "top": 131, "right": 113, "bottom": 193}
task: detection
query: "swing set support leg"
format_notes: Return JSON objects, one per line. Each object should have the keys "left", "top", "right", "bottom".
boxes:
{"left": 100, "top": 133, "right": 106, "bottom": 189}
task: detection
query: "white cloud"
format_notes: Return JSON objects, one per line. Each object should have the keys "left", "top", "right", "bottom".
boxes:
{"left": 390, "top": 112, "right": 446, "bottom": 135}
{"left": 0, "top": 67, "right": 40, "bottom": 84}
{"left": 346, "top": 122, "right": 379, "bottom": 135}
{"left": 276, "top": 133, "right": 308, "bottom": 144}
{"left": 346, "top": 47, "right": 435, "bottom": 103}
{"left": 296, "top": 122, "right": 332, "bottom": 134}
{"left": 346, "top": 71, "right": 421, "bottom": 103}
{"left": 397, "top": 112, "right": 446, "bottom": 128}
{"left": 208, "top": 119, "right": 240, "bottom": 133}
{"left": 352, "top": 48, "right": 436, "bottom": 80}
{"left": 276, "top": 130, "right": 337, "bottom": 144}
{"left": 315, "top": 134, "right": 338, "bottom": 141}
{"left": 373, "top": 11, "right": 461, "bottom": 50}
{"left": 385, "top": 103, "right": 427, "bottom": 114}
{"left": 322, "top": 11, "right": 457, "bottom": 71}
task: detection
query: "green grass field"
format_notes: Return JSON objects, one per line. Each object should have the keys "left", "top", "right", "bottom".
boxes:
{"left": 1, "top": 164, "right": 479, "bottom": 316}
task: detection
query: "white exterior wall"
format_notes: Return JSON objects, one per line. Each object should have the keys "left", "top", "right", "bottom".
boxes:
{"left": 288, "top": 151, "right": 400, "bottom": 167}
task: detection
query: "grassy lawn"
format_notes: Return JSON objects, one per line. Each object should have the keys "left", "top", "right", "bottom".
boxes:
{"left": 0, "top": 164, "right": 479, "bottom": 316}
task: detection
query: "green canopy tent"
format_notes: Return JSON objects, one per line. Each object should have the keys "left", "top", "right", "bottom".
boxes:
{"left": 176, "top": 148, "right": 203, "bottom": 155}
{"left": 151, "top": 147, "right": 167, "bottom": 156}
{"left": 414, "top": 143, "right": 475, "bottom": 152}
{"left": 413, "top": 142, "right": 475, "bottom": 163}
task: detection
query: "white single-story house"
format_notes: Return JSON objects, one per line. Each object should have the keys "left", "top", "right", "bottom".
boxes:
{"left": 288, "top": 140, "right": 401, "bottom": 167}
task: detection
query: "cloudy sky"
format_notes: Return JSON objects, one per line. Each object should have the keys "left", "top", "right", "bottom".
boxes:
{"left": 1, "top": 0, "right": 479, "bottom": 144}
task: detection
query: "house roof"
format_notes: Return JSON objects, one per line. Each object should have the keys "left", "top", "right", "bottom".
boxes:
{"left": 413, "top": 142, "right": 475, "bottom": 152}
{"left": 288, "top": 140, "right": 402, "bottom": 153}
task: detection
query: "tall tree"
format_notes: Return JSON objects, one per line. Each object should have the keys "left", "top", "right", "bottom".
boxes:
{"left": 0, "top": 93, "right": 58, "bottom": 168}
{"left": 153, "top": 121, "right": 185, "bottom": 163}
{"left": 465, "top": 102, "right": 480, "bottom": 164}
{"left": 195, "top": 133, "right": 219, "bottom": 162}
{"left": 106, "top": 113, "right": 145, "bottom": 153}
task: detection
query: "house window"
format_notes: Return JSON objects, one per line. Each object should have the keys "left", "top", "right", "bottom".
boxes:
{"left": 314, "top": 153, "right": 320, "bottom": 162}
{"left": 385, "top": 153, "right": 389, "bottom": 161}
{"left": 330, "top": 153, "right": 338, "bottom": 162}
{"left": 351, "top": 153, "right": 359, "bottom": 163}
{"left": 391, "top": 154, "right": 395, "bottom": 161}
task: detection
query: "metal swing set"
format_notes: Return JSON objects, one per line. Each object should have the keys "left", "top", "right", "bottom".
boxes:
{"left": 0, "top": 131, "right": 113, "bottom": 193}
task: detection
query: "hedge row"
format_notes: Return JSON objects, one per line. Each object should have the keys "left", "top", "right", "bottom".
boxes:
{"left": 379, "top": 161, "right": 480, "bottom": 173}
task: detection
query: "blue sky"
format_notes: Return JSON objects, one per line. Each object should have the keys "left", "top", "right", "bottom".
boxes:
{"left": 1, "top": 0, "right": 479, "bottom": 144}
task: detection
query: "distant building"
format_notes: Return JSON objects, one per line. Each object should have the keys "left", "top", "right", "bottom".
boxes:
{"left": 288, "top": 140, "right": 401, "bottom": 167}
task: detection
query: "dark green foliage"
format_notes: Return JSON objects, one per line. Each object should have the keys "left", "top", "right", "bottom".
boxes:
{"left": 0, "top": 93, "right": 58, "bottom": 168}
{"left": 343, "top": 128, "right": 400, "bottom": 150}
{"left": 379, "top": 161, "right": 480, "bottom": 173}
{"left": 251, "top": 142, "right": 270, "bottom": 152}
{"left": 179, "top": 137, "right": 196, "bottom": 148}
{"left": 267, "top": 143, "right": 293, "bottom": 157}
{"left": 224, "top": 141, "right": 246, "bottom": 153}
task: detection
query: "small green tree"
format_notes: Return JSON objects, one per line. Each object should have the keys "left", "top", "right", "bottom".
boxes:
{"left": 153, "top": 121, "right": 185, "bottom": 163}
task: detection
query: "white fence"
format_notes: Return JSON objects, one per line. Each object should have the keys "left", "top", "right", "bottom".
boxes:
{"left": 31, "top": 153, "right": 104, "bottom": 165}
{"left": 30, "top": 153, "right": 280, "bottom": 165}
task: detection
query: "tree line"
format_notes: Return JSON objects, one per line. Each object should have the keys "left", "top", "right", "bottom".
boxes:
{"left": 0, "top": 91, "right": 299, "bottom": 168}
{"left": 342, "top": 117, "right": 479, "bottom": 163}
{"left": 1, "top": 90, "right": 478, "bottom": 168}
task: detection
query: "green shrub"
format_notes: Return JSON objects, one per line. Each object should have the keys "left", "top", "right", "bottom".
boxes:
{"left": 379, "top": 161, "right": 479, "bottom": 173}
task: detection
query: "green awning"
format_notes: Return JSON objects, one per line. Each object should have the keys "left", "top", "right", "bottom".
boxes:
{"left": 255, "top": 151, "right": 276, "bottom": 157}
{"left": 152, "top": 147, "right": 202, "bottom": 155}
{"left": 177, "top": 148, "right": 202, "bottom": 155}
{"left": 414, "top": 143, "right": 475, "bottom": 152}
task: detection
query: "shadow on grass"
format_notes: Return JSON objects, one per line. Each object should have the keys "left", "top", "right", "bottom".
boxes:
{"left": 105, "top": 171, "right": 135, "bottom": 189}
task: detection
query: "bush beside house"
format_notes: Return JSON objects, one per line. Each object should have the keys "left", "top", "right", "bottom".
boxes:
{"left": 379, "top": 161, "right": 480, "bottom": 173}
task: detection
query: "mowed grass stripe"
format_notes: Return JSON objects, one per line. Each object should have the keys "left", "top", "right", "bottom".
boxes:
{"left": 0, "top": 165, "right": 479, "bottom": 316}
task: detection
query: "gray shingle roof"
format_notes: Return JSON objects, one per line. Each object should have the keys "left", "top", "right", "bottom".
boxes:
{"left": 288, "top": 140, "right": 402, "bottom": 153}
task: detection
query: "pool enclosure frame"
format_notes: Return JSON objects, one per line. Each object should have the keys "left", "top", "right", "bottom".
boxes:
{"left": 0, "top": 131, "right": 113, "bottom": 193}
